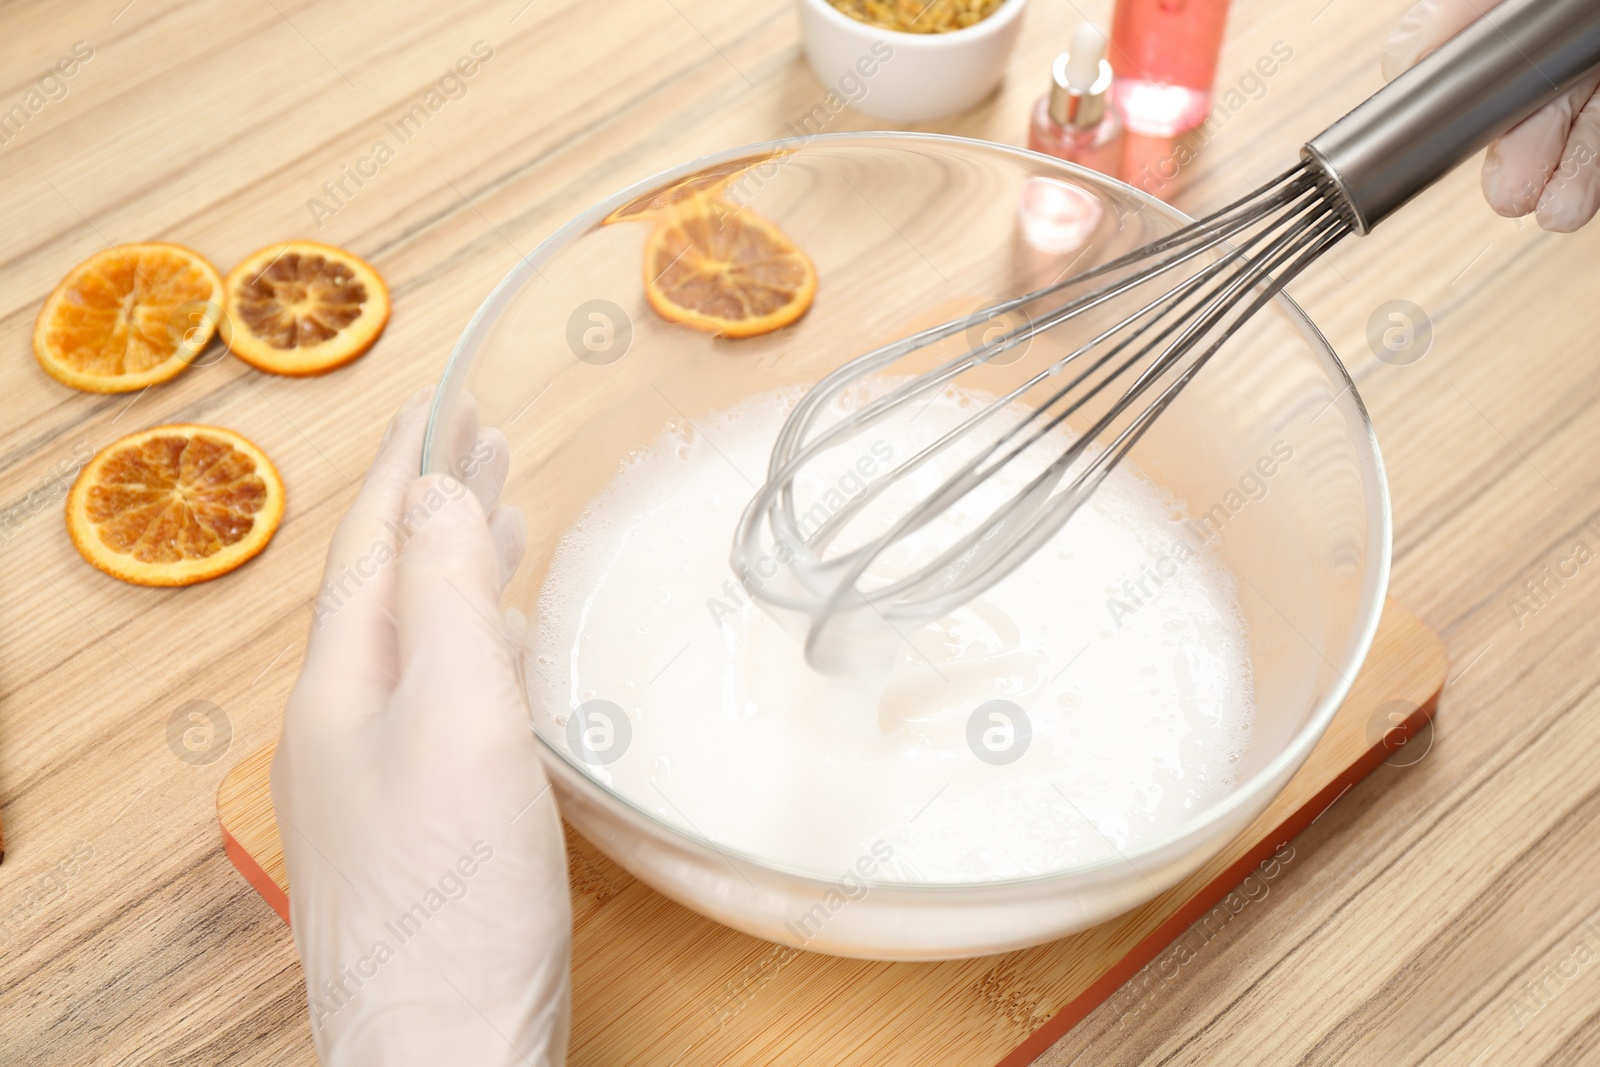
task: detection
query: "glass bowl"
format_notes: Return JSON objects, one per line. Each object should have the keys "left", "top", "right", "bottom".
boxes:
{"left": 424, "top": 132, "right": 1390, "bottom": 961}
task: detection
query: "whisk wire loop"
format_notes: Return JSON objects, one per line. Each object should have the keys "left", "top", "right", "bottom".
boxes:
{"left": 808, "top": 197, "right": 1349, "bottom": 633}
{"left": 729, "top": 163, "right": 1351, "bottom": 664}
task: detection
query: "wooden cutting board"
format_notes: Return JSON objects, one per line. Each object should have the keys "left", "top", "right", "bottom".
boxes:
{"left": 218, "top": 598, "right": 1446, "bottom": 1066}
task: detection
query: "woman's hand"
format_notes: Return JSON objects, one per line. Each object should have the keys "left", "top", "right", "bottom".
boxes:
{"left": 1383, "top": 0, "right": 1600, "bottom": 231}
{"left": 272, "top": 387, "right": 569, "bottom": 1066}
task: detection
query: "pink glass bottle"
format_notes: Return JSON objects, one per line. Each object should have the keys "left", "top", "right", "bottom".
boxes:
{"left": 1109, "top": 0, "right": 1231, "bottom": 136}
{"left": 1027, "top": 24, "right": 1122, "bottom": 176}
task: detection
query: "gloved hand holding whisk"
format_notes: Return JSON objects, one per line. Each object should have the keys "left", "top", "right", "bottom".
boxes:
{"left": 1385, "top": 0, "right": 1600, "bottom": 231}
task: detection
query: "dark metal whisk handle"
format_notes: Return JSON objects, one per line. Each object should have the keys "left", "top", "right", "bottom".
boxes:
{"left": 1304, "top": 0, "right": 1600, "bottom": 234}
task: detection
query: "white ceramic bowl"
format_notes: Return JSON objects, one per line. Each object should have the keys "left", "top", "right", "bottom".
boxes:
{"left": 796, "top": 0, "right": 1028, "bottom": 121}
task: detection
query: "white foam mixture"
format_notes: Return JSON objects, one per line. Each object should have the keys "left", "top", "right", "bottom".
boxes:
{"left": 530, "top": 387, "right": 1255, "bottom": 882}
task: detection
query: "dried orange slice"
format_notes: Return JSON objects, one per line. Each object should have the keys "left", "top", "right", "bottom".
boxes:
{"left": 34, "top": 243, "right": 224, "bottom": 394}
{"left": 66, "top": 425, "right": 284, "bottom": 587}
{"left": 643, "top": 199, "right": 817, "bottom": 338}
{"left": 222, "top": 240, "right": 389, "bottom": 375}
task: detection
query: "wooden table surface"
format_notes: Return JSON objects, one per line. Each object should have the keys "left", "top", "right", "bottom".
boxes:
{"left": 3, "top": 0, "right": 1598, "bottom": 1063}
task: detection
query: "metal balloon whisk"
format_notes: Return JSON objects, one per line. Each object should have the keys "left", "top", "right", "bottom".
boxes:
{"left": 732, "top": 0, "right": 1600, "bottom": 671}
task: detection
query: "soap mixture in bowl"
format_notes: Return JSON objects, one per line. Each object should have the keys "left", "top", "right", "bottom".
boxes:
{"left": 529, "top": 386, "right": 1255, "bottom": 883}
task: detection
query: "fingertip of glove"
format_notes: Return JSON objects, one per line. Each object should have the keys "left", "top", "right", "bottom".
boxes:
{"left": 1379, "top": 5, "right": 1428, "bottom": 83}
{"left": 401, "top": 473, "right": 486, "bottom": 543}
{"left": 380, "top": 386, "right": 437, "bottom": 448}
{"left": 403, "top": 383, "right": 435, "bottom": 411}
{"left": 1379, "top": 39, "right": 1415, "bottom": 84}
{"left": 487, "top": 505, "right": 528, "bottom": 591}
{"left": 1536, "top": 185, "right": 1600, "bottom": 232}
{"left": 1481, "top": 147, "right": 1540, "bottom": 218}
{"left": 490, "top": 504, "right": 526, "bottom": 549}
{"left": 502, "top": 606, "right": 530, "bottom": 649}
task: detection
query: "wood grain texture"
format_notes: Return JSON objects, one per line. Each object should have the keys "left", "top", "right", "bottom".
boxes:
{"left": 217, "top": 601, "right": 1447, "bottom": 1066}
{"left": 2, "top": 0, "right": 1598, "bottom": 1064}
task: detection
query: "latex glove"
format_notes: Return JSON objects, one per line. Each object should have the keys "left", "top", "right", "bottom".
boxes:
{"left": 1382, "top": 0, "right": 1600, "bottom": 231}
{"left": 272, "top": 387, "right": 570, "bottom": 1066}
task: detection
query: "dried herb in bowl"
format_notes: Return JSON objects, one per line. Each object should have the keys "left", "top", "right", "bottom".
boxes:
{"left": 826, "top": 0, "right": 1004, "bottom": 34}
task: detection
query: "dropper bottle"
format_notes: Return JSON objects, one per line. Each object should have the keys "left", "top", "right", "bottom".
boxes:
{"left": 1026, "top": 24, "right": 1122, "bottom": 174}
